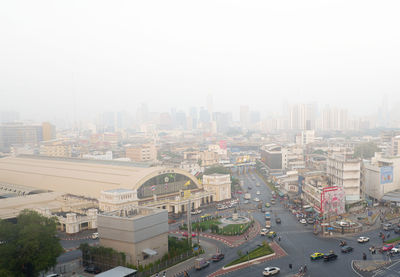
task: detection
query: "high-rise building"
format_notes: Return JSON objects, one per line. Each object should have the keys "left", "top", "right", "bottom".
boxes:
{"left": 42, "top": 122, "right": 56, "bottom": 141}
{"left": 207, "top": 94, "right": 213, "bottom": 120}
{"left": 0, "top": 123, "right": 43, "bottom": 152}
{"left": 0, "top": 111, "right": 19, "bottom": 124}
{"left": 240, "top": 105, "right": 250, "bottom": 130}
{"left": 327, "top": 149, "right": 360, "bottom": 202}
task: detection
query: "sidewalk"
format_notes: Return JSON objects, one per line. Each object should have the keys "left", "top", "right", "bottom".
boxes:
{"left": 163, "top": 239, "right": 217, "bottom": 277}
{"left": 207, "top": 241, "right": 287, "bottom": 277}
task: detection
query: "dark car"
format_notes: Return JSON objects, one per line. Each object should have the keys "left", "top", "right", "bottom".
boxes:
{"left": 84, "top": 265, "right": 101, "bottom": 274}
{"left": 323, "top": 253, "right": 338, "bottom": 261}
{"left": 275, "top": 218, "right": 281, "bottom": 224}
{"left": 395, "top": 228, "right": 400, "bottom": 234}
{"left": 341, "top": 246, "right": 353, "bottom": 253}
{"left": 211, "top": 253, "right": 225, "bottom": 262}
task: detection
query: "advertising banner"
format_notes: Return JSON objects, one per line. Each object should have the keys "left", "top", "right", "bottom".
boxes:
{"left": 381, "top": 166, "right": 393, "bottom": 184}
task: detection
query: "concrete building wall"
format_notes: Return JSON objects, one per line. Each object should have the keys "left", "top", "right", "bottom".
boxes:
{"left": 97, "top": 207, "right": 168, "bottom": 265}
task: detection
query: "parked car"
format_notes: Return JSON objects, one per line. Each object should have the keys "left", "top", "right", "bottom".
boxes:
{"left": 382, "top": 244, "right": 394, "bottom": 251}
{"left": 211, "top": 253, "right": 225, "bottom": 262}
{"left": 275, "top": 218, "right": 281, "bottom": 224}
{"left": 310, "top": 252, "right": 324, "bottom": 260}
{"left": 299, "top": 219, "right": 307, "bottom": 224}
{"left": 341, "top": 246, "right": 353, "bottom": 253}
{"left": 91, "top": 232, "right": 99, "bottom": 239}
{"left": 46, "top": 274, "right": 61, "bottom": 277}
{"left": 244, "top": 200, "right": 249, "bottom": 204}
{"left": 338, "top": 221, "right": 350, "bottom": 227}
{"left": 323, "top": 253, "right": 338, "bottom": 261}
{"left": 394, "top": 228, "right": 400, "bottom": 234}
{"left": 237, "top": 190, "right": 243, "bottom": 194}
{"left": 262, "top": 267, "right": 280, "bottom": 276}
{"left": 357, "top": 237, "right": 370, "bottom": 243}
{"left": 84, "top": 265, "right": 101, "bottom": 274}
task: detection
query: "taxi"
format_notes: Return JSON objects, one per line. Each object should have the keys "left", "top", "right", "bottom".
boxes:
{"left": 267, "top": 231, "right": 277, "bottom": 238}
{"left": 310, "top": 252, "right": 324, "bottom": 260}
{"left": 265, "top": 202, "right": 271, "bottom": 208}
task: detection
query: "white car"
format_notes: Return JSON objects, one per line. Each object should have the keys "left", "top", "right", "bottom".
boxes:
{"left": 357, "top": 236, "right": 370, "bottom": 243}
{"left": 339, "top": 221, "right": 350, "bottom": 227}
{"left": 299, "top": 219, "right": 307, "bottom": 224}
{"left": 260, "top": 228, "right": 268, "bottom": 236}
{"left": 254, "top": 198, "right": 260, "bottom": 202}
{"left": 92, "top": 232, "right": 99, "bottom": 239}
{"left": 256, "top": 191, "right": 261, "bottom": 195}
{"left": 391, "top": 247, "right": 400, "bottom": 254}
{"left": 191, "top": 209, "right": 202, "bottom": 215}
{"left": 263, "top": 267, "right": 280, "bottom": 276}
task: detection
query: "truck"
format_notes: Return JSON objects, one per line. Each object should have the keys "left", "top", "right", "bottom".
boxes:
{"left": 244, "top": 193, "right": 251, "bottom": 200}
{"left": 195, "top": 258, "right": 210, "bottom": 270}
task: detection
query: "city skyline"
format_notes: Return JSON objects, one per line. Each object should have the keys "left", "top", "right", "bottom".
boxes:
{"left": 1, "top": 0, "right": 400, "bottom": 121}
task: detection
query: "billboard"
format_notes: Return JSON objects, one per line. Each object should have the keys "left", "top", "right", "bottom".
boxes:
{"left": 321, "top": 186, "right": 346, "bottom": 215}
{"left": 381, "top": 166, "right": 393, "bottom": 184}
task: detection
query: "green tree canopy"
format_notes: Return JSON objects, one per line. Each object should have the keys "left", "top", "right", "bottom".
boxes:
{"left": 0, "top": 210, "right": 63, "bottom": 277}
{"left": 354, "top": 142, "right": 379, "bottom": 159}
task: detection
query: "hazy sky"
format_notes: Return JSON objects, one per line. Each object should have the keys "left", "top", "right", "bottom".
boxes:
{"left": 1, "top": 0, "right": 400, "bottom": 121}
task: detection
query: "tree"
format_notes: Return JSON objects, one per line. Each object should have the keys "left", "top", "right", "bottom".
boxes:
{"left": 0, "top": 210, "right": 63, "bottom": 277}
{"left": 354, "top": 142, "right": 379, "bottom": 159}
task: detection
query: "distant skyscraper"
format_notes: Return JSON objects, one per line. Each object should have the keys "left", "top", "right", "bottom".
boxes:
{"left": 199, "top": 107, "right": 210, "bottom": 124}
{"left": 189, "top": 107, "right": 198, "bottom": 129}
{"left": 136, "top": 103, "right": 149, "bottom": 126}
{"left": 207, "top": 94, "right": 213, "bottom": 120}
{"left": 0, "top": 111, "right": 19, "bottom": 124}
{"left": 240, "top": 105, "right": 250, "bottom": 129}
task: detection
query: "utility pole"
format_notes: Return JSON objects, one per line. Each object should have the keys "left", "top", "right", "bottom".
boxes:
{"left": 187, "top": 198, "right": 192, "bottom": 247}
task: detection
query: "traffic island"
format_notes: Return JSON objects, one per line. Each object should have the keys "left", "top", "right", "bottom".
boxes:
{"left": 353, "top": 260, "right": 390, "bottom": 272}
{"left": 207, "top": 242, "right": 287, "bottom": 277}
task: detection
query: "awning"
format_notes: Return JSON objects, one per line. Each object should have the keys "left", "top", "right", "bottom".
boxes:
{"left": 142, "top": 248, "right": 157, "bottom": 256}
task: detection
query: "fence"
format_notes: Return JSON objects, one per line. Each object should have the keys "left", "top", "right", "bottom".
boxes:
{"left": 135, "top": 251, "right": 194, "bottom": 277}
{"left": 41, "top": 259, "right": 82, "bottom": 277}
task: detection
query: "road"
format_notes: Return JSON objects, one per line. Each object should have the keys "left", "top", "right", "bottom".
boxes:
{"left": 183, "top": 171, "right": 389, "bottom": 277}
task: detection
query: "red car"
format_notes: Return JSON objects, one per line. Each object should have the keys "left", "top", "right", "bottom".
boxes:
{"left": 382, "top": 244, "right": 394, "bottom": 251}
{"left": 183, "top": 232, "right": 196, "bottom": 237}
{"left": 237, "top": 191, "right": 243, "bottom": 194}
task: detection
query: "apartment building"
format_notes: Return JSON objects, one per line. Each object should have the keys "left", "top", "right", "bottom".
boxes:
{"left": 125, "top": 144, "right": 157, "bottom": 162}
{"left": 326, "top": 149, "right": 361, "bottom": 202}
{"left": 363, "top": 152, "right": 400, "bottom": 201}
{"left": 39, "top": 140, "right": 72, "bottom": 157}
